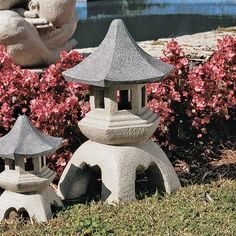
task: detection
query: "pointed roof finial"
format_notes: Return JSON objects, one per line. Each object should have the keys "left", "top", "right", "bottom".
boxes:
{"left": 63, "top": 19, "right": 173, "bottom": 87}
{"left": 0, "top": 115, "right": 63, "bottom": 159}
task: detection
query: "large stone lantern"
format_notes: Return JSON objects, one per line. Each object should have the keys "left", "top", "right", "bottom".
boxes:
{"left": 58, "top": 19, "right": 180, "bottom": 203}
{"left": 0, "top": 115, "right": 63, "bottom": 222}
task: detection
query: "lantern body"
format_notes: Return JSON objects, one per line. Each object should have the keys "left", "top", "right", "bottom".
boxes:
{"left": 0, "top": 116, "right": 63, "bottom": 222}
{"left": 79, "top": 84, "right": 159, "bottom": 145}
{"left": 58, "top": 19, "right": 180, "bottom": 203}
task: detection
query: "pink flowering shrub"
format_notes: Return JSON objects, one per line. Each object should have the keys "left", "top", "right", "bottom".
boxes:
{"left": 147, "top": 35, "right": 236, "bottom": 147}
{"left": 187, "top": 36, "right": 236, "bottom": 132}
{"left": 0, "top": 35, "right": 235, "bottom": 176}
{"left": 0, "top": 46, "right": 89, "bottom": 176}
{"left": 147, "top": 39, "right": 190, "bottom": 146}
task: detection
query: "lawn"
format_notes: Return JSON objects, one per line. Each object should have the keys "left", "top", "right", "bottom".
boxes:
{"left": 0, "top": 179, "right": 235, "bottom": 236}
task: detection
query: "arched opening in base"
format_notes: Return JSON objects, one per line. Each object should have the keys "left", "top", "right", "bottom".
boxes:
{"left": 50, "top": 201, "right": 63, "bottom": 217}
{"left": 17, "top": 208, "right": 30, "bottom": 221}
{"left": 135, "top": 162, "right": 166, "bottom": 199}
{"left": 84, "top": 164, "right": 102, "bottom": 202}
{"left": 4, "top": 207, "right": 30, "bottom": 221}
{"left": 0, "top": 158, "right": 4, "bottom": 172}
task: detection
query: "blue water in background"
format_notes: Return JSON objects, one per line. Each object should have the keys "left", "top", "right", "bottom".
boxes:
{"left": 77, "top": 0, "right": 236, "bottom": 20}
{"left": 75, "top": 0, "right": 236, "bottom": 48}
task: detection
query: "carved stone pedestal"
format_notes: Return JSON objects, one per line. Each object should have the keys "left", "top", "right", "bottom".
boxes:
{"left": 0, "top": 187, "right": 63, "bottom": 222}
{"left": 58, "top": 140, "right": 180, "bottom": 203}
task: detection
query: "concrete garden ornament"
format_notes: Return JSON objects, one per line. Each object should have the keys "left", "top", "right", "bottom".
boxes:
{"left": 0, "top": 115, "right": 63, "bottom": 222}
{"left": 58, "top": 19, "right": 181, "bottom": 203}
{"left": 0, "top": 0, "right": 77, "bottom": 67}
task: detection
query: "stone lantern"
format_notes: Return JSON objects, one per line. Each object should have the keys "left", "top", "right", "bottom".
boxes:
{"left": 58, "top": 19, "right": 180, "bottom": 203}
{"left": 0, "top": 115, "right": 63, "bottom": 222}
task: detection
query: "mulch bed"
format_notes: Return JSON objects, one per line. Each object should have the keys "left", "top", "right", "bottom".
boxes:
{"left": 173, "top": 140, "right": 236, "bottom": 186}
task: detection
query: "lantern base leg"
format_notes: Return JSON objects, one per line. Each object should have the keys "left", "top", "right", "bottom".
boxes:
{"left": 58, "top": 140, "right": 181, "bottom": 203}
{"left": 0, "top": 187, "right": 63, "bottom": 222}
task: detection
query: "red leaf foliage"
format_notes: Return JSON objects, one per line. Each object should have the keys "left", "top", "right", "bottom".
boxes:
{"left": 0, "top": 47, "right": 89, "bottom": 176}
{"left": 147, "top": 36, "right": 235, "bottom": 146}
{"left": 0, "top": 35, "right": 235, "bottom": 175}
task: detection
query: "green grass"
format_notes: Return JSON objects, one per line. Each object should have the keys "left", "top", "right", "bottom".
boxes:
{"left": 0, "top": 179, "right": 235, "bottom": 236}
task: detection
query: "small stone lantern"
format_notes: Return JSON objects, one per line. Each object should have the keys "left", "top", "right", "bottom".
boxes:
{"left": 58, "top": 19, "right": 181, "bottom": 203}
{"left": 0, "top": 115, "right": 63, "bottom": 222}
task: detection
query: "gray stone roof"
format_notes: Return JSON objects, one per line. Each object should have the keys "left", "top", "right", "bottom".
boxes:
{"left": 0, "top": 116, "right": 63, "bottom": 159}
{"left": 63, "top": 19, "right": 173, "bottom": 87}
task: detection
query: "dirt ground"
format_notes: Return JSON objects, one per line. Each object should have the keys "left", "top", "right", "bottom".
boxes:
{"left": 173, "top": 142, "right": 236, "bottom": 186}
{"left": 77, "top": 26, "right": 236, "bottom": 60}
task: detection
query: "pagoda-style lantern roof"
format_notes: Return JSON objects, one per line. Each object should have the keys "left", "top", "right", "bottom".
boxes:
{"left": 63, "top": 19, "right": 173, "bottom": 87}
{"left": 0, "top": 115, "right": 63, "bottom": 159}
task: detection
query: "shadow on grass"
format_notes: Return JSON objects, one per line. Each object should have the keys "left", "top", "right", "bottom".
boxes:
{"left": 135, "top": 170, "right": 165, "bottom": 200}
{"left": 177, "top": 162, "right": 236, "bottom": 186}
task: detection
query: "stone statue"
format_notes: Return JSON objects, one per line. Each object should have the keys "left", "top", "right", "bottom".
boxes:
{"left": 0, "top": 0, "right": 78, "bottom": 67}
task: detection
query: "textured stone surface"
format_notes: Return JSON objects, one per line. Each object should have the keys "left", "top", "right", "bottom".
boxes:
{"left": 0, "top": 0, "right": 77, "bottom": 67}
{"left": 0, "top": 167, "right": 56, "bottom": 193}
{"left": 0, "top": 187, "right": 63, "bottom": 222}
{"left": 0, "top": 115, "right": 62, "bottom": 159}
{"left": 77, "top": 26, "right": 236, "bottom": 61}
{"left": 58, "top": 140, "right": 180, "bottom": 203}
{"left": 78, "top": 108, "right": 159, "bottom": 145}
{"left": 0, "top": 0, "right": 20, "bottom": 9}
{"left": 63, "top": 19, "right": 173, "bottom": 87}
{"left": 79, "top": 84, "right": 159, "bottom": 145}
